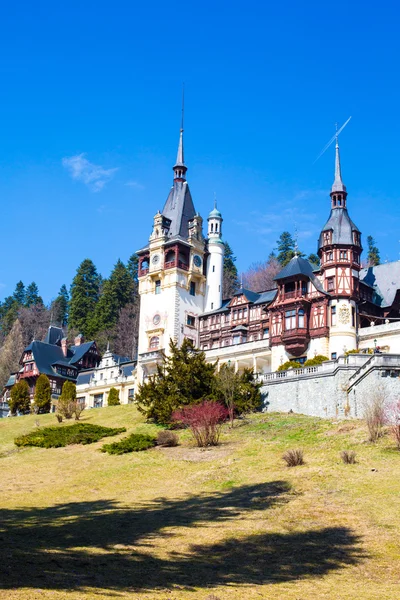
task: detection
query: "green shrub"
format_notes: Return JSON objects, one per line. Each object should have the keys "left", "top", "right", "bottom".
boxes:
{"left": 304, "top": 355, "right": 329, "bottom": 367}
{"left": 107, "top": 387, "right": 120, "bottom": 406}
{"left": 101, "top": 433, "right": 156, "bottom": 455}
{"left": 14, "top": 423, "right": 126, "bottom": 449}
{"left": 277, "top": 360, "right": 302, "bottom": 372}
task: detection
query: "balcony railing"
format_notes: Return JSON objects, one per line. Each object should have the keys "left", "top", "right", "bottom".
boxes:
{"left": 138, "top": 268, "right": 149, "bottom": 277}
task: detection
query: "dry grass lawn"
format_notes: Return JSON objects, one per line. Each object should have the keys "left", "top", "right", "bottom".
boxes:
{"left": 1, "top": 406, "right": 400, "bottom": 600}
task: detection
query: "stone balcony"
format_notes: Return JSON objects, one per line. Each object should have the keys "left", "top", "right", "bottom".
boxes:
{"left": 204, "top": 338, "right": 271, "bottom": 372}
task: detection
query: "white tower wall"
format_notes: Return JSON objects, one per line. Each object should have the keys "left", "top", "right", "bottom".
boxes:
{"left": 205, "top": 241, "right": 224, "bottom": 312}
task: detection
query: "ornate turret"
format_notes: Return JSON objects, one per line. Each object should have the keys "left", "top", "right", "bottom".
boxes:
{"left": 205, "top": 200, "right": 224, "bottom": 312}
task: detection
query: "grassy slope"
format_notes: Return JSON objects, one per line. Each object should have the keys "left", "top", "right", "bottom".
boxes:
{"left": 0, "top": 407, "right": 399, "bottom": 600}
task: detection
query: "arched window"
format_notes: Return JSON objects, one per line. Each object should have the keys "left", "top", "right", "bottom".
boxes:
{"left": 211, "top": 223, "right": 214, "bottom": 233}
{"left": 149, "top": 336, "right": 159, "bottom": 349}
{"left": 215, "top": 223, "right": 218, "bottom": 232}
{"left": 298, "top": 309, "right": 305, "bottom": 328}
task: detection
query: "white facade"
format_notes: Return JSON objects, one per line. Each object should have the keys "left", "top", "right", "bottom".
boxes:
{"left": 76, "top": 348, "right": 136, "bottom": 408}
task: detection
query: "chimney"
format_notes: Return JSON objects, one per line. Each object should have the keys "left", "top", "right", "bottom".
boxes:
{"left": 61, "top": 337, "right": 68, "bottom": 357}
{"left": 74, "top": 333, "right": 84, "bottom": 347}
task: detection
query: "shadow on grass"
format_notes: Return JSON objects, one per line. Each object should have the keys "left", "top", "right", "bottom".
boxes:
{"left": 0, "top": 481, "right": 364, "bottom": 592}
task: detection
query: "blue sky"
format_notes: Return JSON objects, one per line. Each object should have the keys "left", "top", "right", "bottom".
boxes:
{"left": 0, "top": 1, "right": 399, "bottom": 302}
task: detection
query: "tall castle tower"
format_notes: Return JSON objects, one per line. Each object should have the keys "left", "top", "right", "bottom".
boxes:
{"left": 318, "top": 136, "right": 362, "bottom": 357}
{"left": 205, "top": 202, "right": 224, "bottom": 312}
{"left": 136, "top": 124, "right": 207, "bottom": 381}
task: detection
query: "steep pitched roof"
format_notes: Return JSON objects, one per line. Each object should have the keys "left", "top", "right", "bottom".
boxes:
{"left": 44, "top": 326, "right": 64, "bottom": 345}
{"left": 69, "top": 342, "right": 97, "bottom": 364}
{"left": 162, "top": 181, "right": 196, "bottom": 238}
{"left": 274, "top": 256, "right": 327, "bottom": 295}
{"left": 274, "top": 256, "right": 315, "bottom": 280}
{"left": 360, "top": 261, "right": 400, "bottom": 308}
{"left": 318, "top": 208, "right": 360, "bottom": 249}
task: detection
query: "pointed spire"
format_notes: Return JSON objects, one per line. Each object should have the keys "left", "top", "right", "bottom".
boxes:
{"left": 331, "top": 132, "right": 347, "bottom": 193}
{"left": 173, "top": 85, "right": 187, "bottom": 179}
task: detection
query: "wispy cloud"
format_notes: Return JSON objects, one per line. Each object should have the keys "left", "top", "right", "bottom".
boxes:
{"left": 62, "top": 153, "right": 118, "bottom": 192}
{"left": 125, "top": 180, "right": 145, "bottom": 190}
{"left": 233, "top": 189, "right": 325, "bottom": 247}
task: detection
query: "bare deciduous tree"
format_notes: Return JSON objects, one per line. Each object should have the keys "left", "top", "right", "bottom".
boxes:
{"left": 242, "top": 257, "right": 280, "bottom": 292}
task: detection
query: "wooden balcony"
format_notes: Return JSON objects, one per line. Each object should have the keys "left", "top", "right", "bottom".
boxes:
{"left": 281, "top": 327, "right": 310, "bottom": 357}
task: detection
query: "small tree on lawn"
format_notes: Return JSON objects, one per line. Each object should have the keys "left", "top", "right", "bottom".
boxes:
{"left": 172, "top": 401, "right": 228, "bottom": 447}
{"left": 57, "top": 381, "right": 77, "bottom": 420}
{"left": 107, "top": 387, "right": 120, "bottom": 406}
{"left": 385, "top": 399, "right": 400, "bottom": 449}
{"left": 214, "top": 365, "right": 261, "bottom": 427}
{"left": 34, "top": 374, "right": 51, "bottom": 414}
{"left": 9, "top": 380, "right": 31, "bottom": 415}
{"left": 136, "top": 338, "right": 216, "bottom": 424}
{"left": 363, "top": 387, "right": 386, "bottom": 442}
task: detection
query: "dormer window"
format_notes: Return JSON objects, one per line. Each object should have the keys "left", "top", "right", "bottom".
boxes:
{"left": 323, "top": 231, "right": 331, "bottom": 245}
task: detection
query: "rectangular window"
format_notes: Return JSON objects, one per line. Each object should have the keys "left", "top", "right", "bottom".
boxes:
{"left": 233, "top": 335, "right": 241, "bottom": 345}
{"left": 297, "top": 357, "right": 306, "bottom": 365}
{"left": 331, "top": 352, "right": 337, "bottom": 360}
{"left": 77, "top": 396, "right": 85, "bottom": 405}
{"left": 327, "top": 277, "right": 334, "bottom": 291}
{"left": 94, "top": 393, "right": 103, "bottom": 408}
{"left": 331, "top": 305, "right": 336, "bottom": 326}
{"left": 298, "top": 309, "right": 305, "bottom": 328}
{"left": 263, "top": 327, "right": 269, "bottom": 339}
{"left": 128, "top": 388, "right": 135, "bottom": 402}
{"left": 190, "top": 281, "right": 196, "bottom": 296}
{"left": 155, "top": 280, "right": 161, "bottom": 294}
{"left": 340, "top": 250, "right": 347, "bottom": 260}
{"left": 351, "top": 307, "right": 355, "bottom": 327}
{"left": 187, "top": 315, "right": 195, "bottom": 327}
{"left": 212, "top": 265, "right": 215, "bottom": 272}
{"left": 285, "top": 309, "right": 296, "bottom": 330}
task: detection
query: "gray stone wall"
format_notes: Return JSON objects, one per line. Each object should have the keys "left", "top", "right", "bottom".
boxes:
{"left": 261, "top": 354, "right": 400, "bottom": 419}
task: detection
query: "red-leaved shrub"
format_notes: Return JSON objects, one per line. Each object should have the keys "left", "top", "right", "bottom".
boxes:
{"left": 172, "top": 401, "right": 228, "bottom": 447}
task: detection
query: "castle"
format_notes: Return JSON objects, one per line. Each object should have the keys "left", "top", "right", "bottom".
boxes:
{"left": 135, "top": 124, "right": 400, "bottom": 384}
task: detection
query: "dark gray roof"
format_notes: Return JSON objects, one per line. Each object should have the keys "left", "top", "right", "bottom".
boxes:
{"left": 274, "top": 256, "right": 327, "bottom": 295}
{"left": 44, "top": 326, "right": 65, "bottom": 345}
{"left": 318, "top": 208, "right": 361, "bottom": 250}
{"left": 253, "top": 289, "right": 278, "bottom": 305}
{"left": 113, "top": 354, "right": 131, "bottom": 363}
{"left": 121, "top": 362, "right": 136, "bottom": 377}
{"left": 274, "top": 256, "right": 315, "bottom": 280}
{"left": 200, "top": 288, "right": 277, "bottom": 318}
{"left": 360, "top": 261, "right": 400, "bottom": 308}
{"left": 162, "top": 181, "right": 196, "bottom": 238}
{"left": 5, "top": 374, "right": 16, "bottom": 388}
{"left": 69, "top": 342, "right": 97, "bottom": 364}
{"left": 76, "top": 370, "right": 94, "bottom": 385}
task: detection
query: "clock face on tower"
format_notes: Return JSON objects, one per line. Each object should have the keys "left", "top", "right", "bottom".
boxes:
{"left": 152, "top": 254, "right": 160, "bottom": 265}
{"left": 193, "top": 255, "right": 202, "bottom": 268}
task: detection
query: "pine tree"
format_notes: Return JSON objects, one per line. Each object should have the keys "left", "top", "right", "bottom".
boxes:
{"left": 276, "top": 232, "right": 296, "bottom": 266}
{"left": 127, "top": 253, "right": 139, "bottom": 288}
{"left": 9, "top": 380, "right": 31, "bottom": 415}
{"left": 88, "top": 260, "right": 135, "bottom": 337}
{"left": 367, "top": 235, "right": 381, "bottom": 266}
{"left": 51, "top": 284, "right": 69, "bottom": 326}
{"left": 69, "top": 259, "right": 101, "bottom": 335}
{"left": 107, "top": 387, "right": 120, "bottom": 406}
{"left": 34, "top": 374, "right": 51, "bottom": 413}
{"left": 0, "top": 319, "right": 24, "bottom": 392}
{"left": 307, "top": 253, "right": 320, "bottom": 268}
{"left": 13, "top": 281, "right": 26, "bottom": 305}
{"left": 25, "top": 282, "right": 43, "bottom": 307}
{"left": 136, "top": 338, "right": 216, "bottom": 424}
{"left": 223, "top": 241, "right": 240, "bottom": 298}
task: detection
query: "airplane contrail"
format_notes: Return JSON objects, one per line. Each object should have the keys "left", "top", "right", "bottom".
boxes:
{"left": 314, "top": 116, "right": 352, "bottom": 164}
